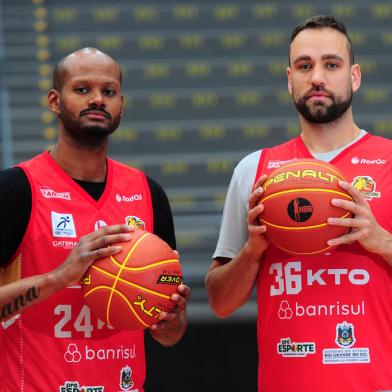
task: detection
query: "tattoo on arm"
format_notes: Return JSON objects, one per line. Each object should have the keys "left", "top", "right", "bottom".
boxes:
{"left": 0, "top": 286, "right": 40, "bottom": 321}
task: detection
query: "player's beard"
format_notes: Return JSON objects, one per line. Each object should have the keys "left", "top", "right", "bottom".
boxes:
{"left": 59, "top": 104, "right": 121, "bottom": 147}
{"left": 293, "top": 86, "right": 353, "bottom": 124}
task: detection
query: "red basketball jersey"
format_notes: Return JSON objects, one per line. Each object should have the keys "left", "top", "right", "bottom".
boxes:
{"left": 2, "top": 152, "right": 153, "bottom": 392}
{"left": 255, "top": 134, "right": 392, "bottom": 391}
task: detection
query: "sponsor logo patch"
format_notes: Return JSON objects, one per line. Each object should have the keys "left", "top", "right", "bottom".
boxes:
{"left": 64, "top": 343, "right": 137, "bottom": 363}
{"left": 40, "top": 187, "right": 71, "bottom": 200}
{"left": 267, "top": 159, "right": 296, "bottom": 169}
{"left": 59, "top": 381, "right": 104, "bottom": 392}
{"left": 278, "top": 300, "right": 366, "bottom": 320}
{"left": 116, "top": 193, "right": 143, "bottom": 203}
{"left": 51, "top": 212, "right": 77, "bottom": 238}
{"left": 277, "top": 337, "right": 316, "bottom": 357}
{"left": 351, "top": 157, "right": 387, "bottom": 165}
{"left": 53, "top": 240, "right": 77, "bottom": 250}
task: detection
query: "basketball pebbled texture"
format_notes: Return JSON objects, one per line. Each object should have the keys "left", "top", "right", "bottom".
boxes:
{"left": 82, "top": 228, "right": 182, "bottom": 330}
{"left": 258, "top": 158, "right": 353, "bottom": 255}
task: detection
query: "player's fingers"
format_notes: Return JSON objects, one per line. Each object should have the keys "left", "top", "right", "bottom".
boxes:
{"left": 177, "top": 284, "right": 190, "bottom": 300}
{"left": 90, "top": 232, "right": 133, "bottom": 251}
{"left": 84, "top": 244, "right": 124, "bottom": 261}
{"left": 327, "top": 231, "right": 358, "bottom": 246}
{"left": 327, "top": 216, "right": 358, "bottom": 228}
{"left": 157, "top": 310, "right": 179, "bottom": 324}
{"left": 170, "top": 294, "right": 187, "bottom": 311}
{"left": 330, "top": 197, "right": 361, "bottom": 215}
{"left": 248, "top": 204, "right": 264, "bottom": 225}
{"left": 252, "top": 174, "right": 268, "bottom": 192}
{"left": 338, "top": 181, "right": 368, "bottom": 206}
{"left": 249, "top": 186, "right": 264, "bottom": 210}
{"left": 85, "top": 224, "right": 134, "bottom": 242}
{"left": 249, "top": 224, "right": 267, "bottom": 236}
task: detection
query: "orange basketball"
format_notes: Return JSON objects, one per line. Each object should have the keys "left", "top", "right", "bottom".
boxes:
{"left": 258, "top": 158, "right": 353, "bottom": 255}
{"left": 82, "top": 228, "right": 182, "bottom": 330}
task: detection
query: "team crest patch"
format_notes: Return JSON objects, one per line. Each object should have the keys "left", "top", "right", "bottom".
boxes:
{"left": 352, "top": 176, "right": 381, "bottom": 200}
{"left": 336, "top": 321, "right": 355, "bottom": 348}
{"left": 120, "top": 366, "right": 134, "bottom": 391}
{"left": 322, "top": 321, "right": 370, "bottom": 364}
{"left": 125, "top": 216, "right": 145, "bottom": 230}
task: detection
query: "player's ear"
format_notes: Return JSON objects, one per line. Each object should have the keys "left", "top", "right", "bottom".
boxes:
{"left": 351, "top": 63, "right": 361, "bottom": 93}
{"left": 287, "top": 66, "right": 293, "bottom": 96}
{"left": 48, "top": 89, "right": 61, "bottom": 115}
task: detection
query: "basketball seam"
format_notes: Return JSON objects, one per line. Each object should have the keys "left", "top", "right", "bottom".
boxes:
{"left": 260, "top": 188, "right": 353, "bottom": 204}
{"left": 84, "top": 286, "right": 149, "bottom": 328}
{"left": 107, "top": 232, "right": 150, "bottom": 325}
{"left": 260, "top": 211, "right": 352, "bottom": 230}
{"left": 88, "top": 265, "right": 172, "bottom": 299}
{"left": 108, "top": 258, "right": 179, "bottom": 271}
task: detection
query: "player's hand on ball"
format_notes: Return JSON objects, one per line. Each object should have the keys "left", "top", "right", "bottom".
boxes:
{"left": 53, "top": 224, "right": 134, "bottom": 288}
{"left": 149, "top": 283, "right": 190, "bottom": 346}
{"left": 328, "top": 181, "right": 391, "bottom": 255}
{"left": 246, "top": 174, "right": 269, "bottom": 258}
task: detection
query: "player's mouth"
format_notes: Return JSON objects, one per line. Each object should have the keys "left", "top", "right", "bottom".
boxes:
{"left": 81, "top": 110, "right": 111, "bottom": 120}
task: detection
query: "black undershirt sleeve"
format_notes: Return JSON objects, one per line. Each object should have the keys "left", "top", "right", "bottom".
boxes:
{"left": 0, "top": 167, "right": 31, "bottom": 266}
{"left": 0, "top": 167, "right": 176, "bottom": 266}
{"left": 146, "top": 176, "right": 177, "bottom": 251}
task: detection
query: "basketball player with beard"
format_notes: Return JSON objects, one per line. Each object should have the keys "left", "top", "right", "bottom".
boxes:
{"left": 206, "top": 15, "right": 392, "bottom": 391}
{"left": 0, "top": 48, "right": 189, "bottom": 391}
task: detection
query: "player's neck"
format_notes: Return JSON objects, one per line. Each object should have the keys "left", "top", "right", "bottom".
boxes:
{"left": 300, "top": 113, "right": 361, "bottom": 154}
{"left": 50, "top": 139, "right": 108, "bottom": 182}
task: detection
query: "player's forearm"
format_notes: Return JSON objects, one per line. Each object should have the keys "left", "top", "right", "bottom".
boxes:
{"left": 0, "top": 271, "right": 64, "bottom": 322}
{"left": 376, "top": 229, "right": 392, "bottom": 267}
{"left": 206, "top": 244, "right": 262, "bottom": 318}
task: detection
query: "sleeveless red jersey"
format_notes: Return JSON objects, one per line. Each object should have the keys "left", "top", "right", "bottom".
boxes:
{"left": 254, "top": 134, "right": 392, "bottom": 391}
{"left": 2, "top": 152, "right": 153, "bottom": 392}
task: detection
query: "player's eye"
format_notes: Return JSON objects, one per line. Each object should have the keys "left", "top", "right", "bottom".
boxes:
{"left": 103, "top": 89, "right": 116, "bottom": 96}
{"left": 75, "top": 87, "right": 89, "bottom": 94}
{"left": 299, "top": 63, "right": 311, "bottom": 71}
{"left": 326, "top": 63, "right": 338, "bottom": 69}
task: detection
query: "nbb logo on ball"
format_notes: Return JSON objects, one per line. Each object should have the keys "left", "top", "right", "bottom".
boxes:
{"left": 287, "top": 198, "right": 313, "bottom": 222}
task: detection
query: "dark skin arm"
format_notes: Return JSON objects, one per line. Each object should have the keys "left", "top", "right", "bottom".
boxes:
{"left": 149, "top": 283, "right": 190, "bottom": 346}
{"left": 0, "top": 225, "right": 133, "bottom": 323}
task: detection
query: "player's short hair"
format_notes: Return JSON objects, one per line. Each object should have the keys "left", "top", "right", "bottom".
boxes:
{"left": 289, "top": 15, "right": 354, "bottom": 65}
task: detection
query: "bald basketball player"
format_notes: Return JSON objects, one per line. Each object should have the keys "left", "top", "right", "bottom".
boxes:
{"left": 0, "top": 48, "right": 190, "bottom": 391}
